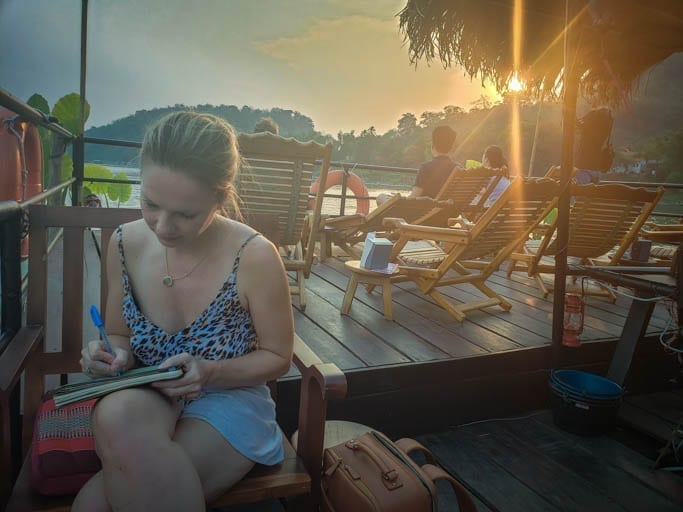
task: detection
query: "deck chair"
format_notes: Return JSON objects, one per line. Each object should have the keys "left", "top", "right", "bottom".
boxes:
{"left": 415, "top": 166, "right": 508, "bottom": 227}
{"left": 322, "top": 195, "right": 455, "bottom": 258}
{"left": 2, "top": 205, "right": 347, "bottom": 511}
{"left": 384, "top": 178, "right": 560, "bottom": 322}
{"left": 237, "top": 132, "right": 332, "bottom": 311}
{"left": 507, "top": 183, "right": 664, "bottom": 297}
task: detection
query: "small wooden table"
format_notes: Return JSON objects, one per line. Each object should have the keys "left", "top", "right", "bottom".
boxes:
{"left": 341, "top": 260, "right": 396, "bottom": 320}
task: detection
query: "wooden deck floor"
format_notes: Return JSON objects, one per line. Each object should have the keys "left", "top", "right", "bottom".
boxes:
{"left": 293, "top": 255, "right": 672, "bottom": 372}
{"left": 275, "top": 254, "right": 678, "bottom": 437}
{"left": 417, "top": 404, "right": 683, "bottom": 512}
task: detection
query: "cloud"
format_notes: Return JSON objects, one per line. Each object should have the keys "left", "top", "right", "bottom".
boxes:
{"left": 255, "top": 16, "right": 493, "bottom": 133}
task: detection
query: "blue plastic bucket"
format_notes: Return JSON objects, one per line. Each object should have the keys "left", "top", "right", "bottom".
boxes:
{"left": 549, "top": 370, "right": 624, "bottom": 435}
{"left": 550, "top": 370, "right": 623, "bottom": 400}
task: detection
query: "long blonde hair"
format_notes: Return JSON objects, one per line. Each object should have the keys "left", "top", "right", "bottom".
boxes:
{"left": 140, "top": 111, "right": 243, "bottom": 219}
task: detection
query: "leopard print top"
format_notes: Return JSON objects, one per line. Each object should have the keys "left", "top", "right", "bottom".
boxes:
{"left": 116, "top": 227, "right": 259, "bottom": 366}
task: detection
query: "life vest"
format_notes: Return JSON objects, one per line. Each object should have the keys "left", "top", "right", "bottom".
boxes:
{"left": 1, "top": 107, "right": 44, "bottom": 257}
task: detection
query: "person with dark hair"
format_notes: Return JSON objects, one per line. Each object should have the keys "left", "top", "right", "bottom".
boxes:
{"left": 377, "top": 125, "right": 458, "bottom": 204}
{"left": 74, "top": 112, "right": 292, "bottom": 510}
{"left": 253, "top": 116, "right": 279, "bottom": 135}
{"left": 574, "top": 107, "right": 614, "bottom": 185}
{"left": 481, "top": 145, "right": 511, "bottom": 207}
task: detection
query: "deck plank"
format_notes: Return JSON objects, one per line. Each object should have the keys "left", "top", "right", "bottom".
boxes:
{"left": 297, "top": 283, "right": 411, "bottom": 367}
{"left": 502, "top": 415, "right": 682, "bottom": 512}
{"left": 306, "top": 273, "right": 452, "bottom": 362}
{"left": 535, "top": 412, "right": 683, "bottom": 506}
{"left": 317, "top": 261, "right": 494, "bottom": 357}
{"left": 416, "top": 430, "right": 557, "bottom": 512}
{"left": 417, "top": 413, "right": 682, "bottom": 512}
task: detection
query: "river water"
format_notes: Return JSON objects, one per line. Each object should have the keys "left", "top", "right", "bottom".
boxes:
{"left": 110, "top": 166, "right": 409, "bottom": 216}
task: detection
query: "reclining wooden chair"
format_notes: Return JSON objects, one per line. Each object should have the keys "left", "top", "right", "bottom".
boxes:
{"left": 384, "top": 178, "right": 560, "bottom": 322}
{"left": 506, "top": 183, "right": 664, "bottom": 298}
{"left": 321, "top": 195, "right": 455, "bottom": 258}
{"left": 237, "top": 132, "right": 333, "bottom": 311}
{"left": 415, "top": 166, "right": 508, "bottom": 227}
{"left": 2, "top": 205, "right": 346, "bottom": 511}
{"left": 321, "top": 166, "right": 508, "bottom": 258}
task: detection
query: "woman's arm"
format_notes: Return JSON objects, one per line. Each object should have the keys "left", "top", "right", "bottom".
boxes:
{"left": 80, "top": 229, "right": 134, "bottom": 376}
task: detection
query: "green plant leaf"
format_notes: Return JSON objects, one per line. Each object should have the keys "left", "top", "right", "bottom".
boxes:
{"left": 109, "top": 172, "right": 132, "bottom": 204}
{"left": 27, "top": 94, "right": 50, "bottom": 115}
{"left": 52, "top": 93, "right": 90, "bottom": 135}
{"left": 61, "top": 153, "right": 73, "bottom": 182}
{"left": 83, "top": 163, "right": 114, "bottom": 195}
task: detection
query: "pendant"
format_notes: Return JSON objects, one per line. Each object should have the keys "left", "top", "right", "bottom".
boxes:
{"left": 162, "top": 275, "right": 174, "bottom": 287}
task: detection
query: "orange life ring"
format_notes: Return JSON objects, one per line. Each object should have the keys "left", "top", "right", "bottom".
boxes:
{"left": 309, "top": 170, "right": 370, "bottom": 215}
{"left": 1, "top": 107, "right": 44, "bottom": 257}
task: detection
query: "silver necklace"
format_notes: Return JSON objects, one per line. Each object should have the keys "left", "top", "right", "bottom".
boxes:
{"left": 162, "top": 247, "right": 209, "bottom": 287}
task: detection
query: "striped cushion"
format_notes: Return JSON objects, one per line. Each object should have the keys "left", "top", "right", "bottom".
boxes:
{"left": 31, "top": 393, "right": 101, "bottom": 496}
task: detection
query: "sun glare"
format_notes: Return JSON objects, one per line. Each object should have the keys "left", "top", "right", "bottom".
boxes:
{"left": 508, "top": 72, "right": 525, "bottom": 93}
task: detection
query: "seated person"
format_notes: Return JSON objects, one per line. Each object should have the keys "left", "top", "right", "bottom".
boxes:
{"left": 377, "top": 125, "right": 458, "bottom": 205}
{"left": 574, "top": 107, "right": 614, "bottom": 185}
{"left": 253, "top": 116, "right": 279, "bottom": 135}
{"left": 481, "top": 145, "right": 510, "bottom": 207}
{"left": 74, "top": 112, "right": 293, "bottom": 511}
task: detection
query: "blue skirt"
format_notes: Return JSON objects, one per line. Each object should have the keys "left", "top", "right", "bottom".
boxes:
{"left": 181, "top": 384, "right": 284, "bottom": 466}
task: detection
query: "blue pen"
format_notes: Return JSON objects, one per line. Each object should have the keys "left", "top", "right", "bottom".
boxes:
{"left": 89, "top": 305, "right": 121, "bottom": 376}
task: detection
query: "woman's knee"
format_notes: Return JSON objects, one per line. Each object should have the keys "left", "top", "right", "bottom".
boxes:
{"left": 92, "top": 388, "right": 175, "bottom": 455}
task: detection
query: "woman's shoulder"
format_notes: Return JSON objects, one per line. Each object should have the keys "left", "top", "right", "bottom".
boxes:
{"left": 225, "top": 219, "right": 279, "bottom": 262}
{"left": 116, "top": 219, "right": 153, "bottom": 249}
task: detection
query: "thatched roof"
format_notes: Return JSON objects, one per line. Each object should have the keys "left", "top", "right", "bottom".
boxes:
{"left": 398, "top": 0, "right": 683, "bottom": 104}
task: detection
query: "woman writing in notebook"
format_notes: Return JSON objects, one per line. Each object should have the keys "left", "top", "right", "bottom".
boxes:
{"left": 74, "top": 112, "right": 293, "bottom": 511}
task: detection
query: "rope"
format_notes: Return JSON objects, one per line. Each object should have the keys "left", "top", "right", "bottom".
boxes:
{"left": 3, "top": 115, "right": 28, "bottom": 201}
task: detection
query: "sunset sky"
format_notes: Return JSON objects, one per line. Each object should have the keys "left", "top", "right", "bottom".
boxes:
{"left": 0, "top": 0, "right": 499, "bottom": 135}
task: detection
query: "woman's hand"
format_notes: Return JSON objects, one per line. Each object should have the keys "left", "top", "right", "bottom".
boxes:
{"left": 152, "top": 352, "right": 208, "bottom": 400}
{"left": 80, "top": 340, "right": 130, "bottom": 377}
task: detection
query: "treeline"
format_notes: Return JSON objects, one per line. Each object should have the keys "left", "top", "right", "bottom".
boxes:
{"left": 85, "top": 104, "right": 319, "bottom": 165}
{"left": 85, "top": 55, "right": 683, "bottom": 183}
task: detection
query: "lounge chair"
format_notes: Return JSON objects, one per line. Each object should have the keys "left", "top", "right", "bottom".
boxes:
{"left": 322, "top": 166, "right": 507, "bottom": 258}
{"left": 416, "top": 166, "right": 508, "bottom": 226}
{"left": 237, "top": 132, "right": 332, "bottom": 310}
{"left": 507, "top": 183, "right": 665, "bottom": 297}
{"left": 322, "top": 195, "right": 454, "bottom": 258}
{"left": 384, "top": 178, "right": 560, "bottom": 322}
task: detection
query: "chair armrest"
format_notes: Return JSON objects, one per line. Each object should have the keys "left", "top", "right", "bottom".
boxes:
{"left": 291, "top": 334, "right": 346, "bottom": 505}
{"left": 322, "top": 214, "right": 366, "bottom": 230}
{"left": 383, "top": 218, "right": 470, "bottom": 243}
{"left": 0, "top": 325, "right": 44, "bottom": 393}
{"left": 640, "top": 228, "right": 683, "bottom": 243}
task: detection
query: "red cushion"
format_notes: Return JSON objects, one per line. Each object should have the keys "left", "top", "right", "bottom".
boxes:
{"left": 30, "top": 394, "right": 101, "bottom": 496}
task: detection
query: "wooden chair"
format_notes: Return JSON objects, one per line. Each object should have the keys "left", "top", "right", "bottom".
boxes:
{"left": 2, "top": 205, "right": 347, "bottom": 511}
{"left": 415, "top": 166, "right": 508, "bottom": 227}
{"left": 383, "top": 178, "right": 560, "bottom": 322}
{"left": 506, "top": 183, "right": 665, "bottom": 297}
{"left": 237, "top": 132, "right": 333, "bottom": 311}
{"left": 322, "top": 195, "right": 455, "bottom": 258}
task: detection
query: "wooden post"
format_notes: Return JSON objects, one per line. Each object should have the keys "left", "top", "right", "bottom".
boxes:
{"left": 551, "top": 1, "right": 581, "bottom": 367}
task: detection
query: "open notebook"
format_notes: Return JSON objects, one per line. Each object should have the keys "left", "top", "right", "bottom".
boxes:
{"left": 54, "top": 365, "right": 184, "bottom": 408}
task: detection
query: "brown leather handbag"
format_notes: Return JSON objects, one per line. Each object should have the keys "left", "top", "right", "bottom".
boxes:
{"left": 321, "top": 430, "right": 477, "bottom": 512}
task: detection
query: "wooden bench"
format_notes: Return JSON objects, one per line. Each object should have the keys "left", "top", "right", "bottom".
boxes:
{"left": 1, "top": 205, "right": 347, "bottom": 511}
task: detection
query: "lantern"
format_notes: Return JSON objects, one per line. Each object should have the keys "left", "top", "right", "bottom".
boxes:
{"left": 562, "top": 293, "right": 584, "bottom": 347}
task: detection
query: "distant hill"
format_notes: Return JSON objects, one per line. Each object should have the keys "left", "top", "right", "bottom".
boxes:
{"left": 85, "top": 104, "right": 324, "bottom": 165}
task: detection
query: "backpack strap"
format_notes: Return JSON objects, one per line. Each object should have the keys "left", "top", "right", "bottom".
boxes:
{"left": 394, "top": 438, "right": 438, "bottom": 466}
{"left": 421, "top": 464, "right": 478, "bottom": 512}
